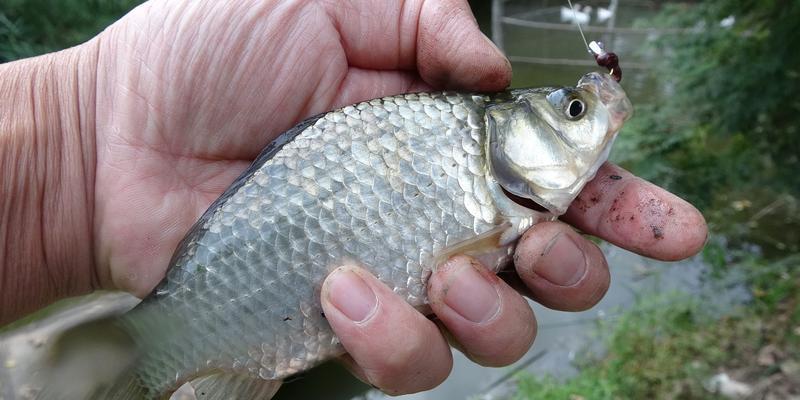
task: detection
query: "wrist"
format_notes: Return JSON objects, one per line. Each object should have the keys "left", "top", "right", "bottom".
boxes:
{"left": 0, "top": 43, "right": 99, "bottom": 323}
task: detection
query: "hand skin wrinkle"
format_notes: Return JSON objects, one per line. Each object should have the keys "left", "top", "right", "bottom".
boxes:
{"left": 0, "top": 45, "right": 99, "bottom": 324}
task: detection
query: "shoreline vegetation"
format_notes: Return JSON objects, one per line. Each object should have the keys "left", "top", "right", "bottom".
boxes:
{"left": 514, "top": 255, "right": 799, "bottom": 399}
{"left": 516, "top": 1, "right": 799, "bottom": 398}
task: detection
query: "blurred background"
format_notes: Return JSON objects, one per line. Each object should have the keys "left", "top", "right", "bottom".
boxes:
{"left": 1, "top": 0, "right": 798, "bottom": 399}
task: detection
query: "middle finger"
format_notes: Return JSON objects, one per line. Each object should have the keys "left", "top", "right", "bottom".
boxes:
{"left": 513, "top": 221, "right": 611, "bottom": 312}
{"left": 428, "top": 255, "right": 536, "bottom": 367}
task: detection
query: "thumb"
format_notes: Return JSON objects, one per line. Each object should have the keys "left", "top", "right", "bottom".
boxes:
{"left": 322, "top": 0, "right": 511, "bottom": 92}
{"left": 416, "top": 0, "right": 511, "bottom": 91}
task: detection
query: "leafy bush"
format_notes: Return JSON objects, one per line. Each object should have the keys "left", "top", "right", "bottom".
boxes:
{"left": 614, "top": 0, "right": 800, "bottom": 260}
{"left": 618, "top": 1, "right": 799, "bottom": 203}
{"left": 0, "top": 0, "right": 143, "bottom": 62}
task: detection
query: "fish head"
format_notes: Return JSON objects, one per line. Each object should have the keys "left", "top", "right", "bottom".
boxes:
{"left": 486, "top": 71, "right": 633, "bottom": 215}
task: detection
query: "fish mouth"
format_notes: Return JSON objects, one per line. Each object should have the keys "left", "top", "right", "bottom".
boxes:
{"left": 578, "top": 72, "right": 633, "bottom": 133}
{"left": 500, "top": 186, "right": 550, "bottom": 213}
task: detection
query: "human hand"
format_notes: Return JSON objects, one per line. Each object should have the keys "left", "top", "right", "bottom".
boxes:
{"left": 91, "top": 0, "right": 511, "bottom": 296}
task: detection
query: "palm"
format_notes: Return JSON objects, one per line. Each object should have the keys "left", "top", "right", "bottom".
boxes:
{"left": 93, "top": 1, "right": 441, "bottom": 295}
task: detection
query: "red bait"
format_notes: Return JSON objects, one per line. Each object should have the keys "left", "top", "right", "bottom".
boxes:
{"left": 589, "top": 41, "right": 622, "bottom": 82}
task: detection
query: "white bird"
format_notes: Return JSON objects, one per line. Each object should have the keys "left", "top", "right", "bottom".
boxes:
{"left": 597, "top": 6, "right": 614, "bottom": 23}
{"left": 560, "top": 4, "right": 591, "bottom": 25}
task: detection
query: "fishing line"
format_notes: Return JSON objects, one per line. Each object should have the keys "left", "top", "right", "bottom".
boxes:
{"left": 566, "top": 0, "right": 591, "bottom": 53}
{"left": 479, "top": 350, "right": 548, "bottom": 395}
{"left": 566, "top": 1, "right": 623, "bottom": 81}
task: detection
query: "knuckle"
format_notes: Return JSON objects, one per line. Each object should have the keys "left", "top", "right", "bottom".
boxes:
{"left": 365, "top": 325, "right": 449, "bottom": 394}
{"left": 471, "top": 307, "right": 537, "bottom": 367}
{"left": 372, "top": 329, "right": 427, "bottom": 378}
{"left": 584, "top": 271, "right": 611, "bottom": 309}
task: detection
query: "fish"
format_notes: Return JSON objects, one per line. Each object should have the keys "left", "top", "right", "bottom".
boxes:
{"left": 1, "top": 71, "right": 631, "bottom": 399}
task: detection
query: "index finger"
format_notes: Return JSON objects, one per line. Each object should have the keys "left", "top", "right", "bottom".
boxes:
{"left": 563, "top": 163, "right": 708, "bottom": 261}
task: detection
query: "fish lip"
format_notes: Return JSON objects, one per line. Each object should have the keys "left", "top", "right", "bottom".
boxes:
{"left": 578, "top": 72, "right": 634, "bottom": 134}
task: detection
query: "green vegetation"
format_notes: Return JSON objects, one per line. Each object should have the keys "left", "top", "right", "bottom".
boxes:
{"left": 517, "top": 1, "right": 799, "bottom": 398}
{"left": 615, "top": 0, "right": 799, "bottom": 258}
{"left": 516, "top": 259, "right": 799, "bottom": 399}
{"left": 0, "top": 0, "right": 143, "bottom": 62}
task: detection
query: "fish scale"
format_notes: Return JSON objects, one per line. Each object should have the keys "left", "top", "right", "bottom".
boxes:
{"left": 121, "top": 92, "right": 500, "bottom": 395}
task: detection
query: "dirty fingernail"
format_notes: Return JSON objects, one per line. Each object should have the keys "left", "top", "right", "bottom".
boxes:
{"left": 325, "top": 268, "right": 378, "bottom": 323}
{"left": 443, "top": 260, "right": 500, "bottom": 323}
{"left": 537, "top": 234, "right": 587, "bottom": 287}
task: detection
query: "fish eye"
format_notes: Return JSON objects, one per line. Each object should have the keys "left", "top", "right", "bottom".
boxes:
{"left": 566, "top": 98, "right": 586, "bottom": 119}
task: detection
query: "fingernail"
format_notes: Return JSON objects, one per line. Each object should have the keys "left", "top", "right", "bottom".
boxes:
{"left": 537, "top": 234, "right": 587, "bottom": 287}
{"left": 443, "top": 260, "right": 500, "bottom": 323}
{"left": 325, "top": 268, "right": 378, "bottom": 323}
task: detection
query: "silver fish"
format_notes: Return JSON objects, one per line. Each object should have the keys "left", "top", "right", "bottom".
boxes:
{"left": 5, "top": 72, "right": 631, "bottom": 399}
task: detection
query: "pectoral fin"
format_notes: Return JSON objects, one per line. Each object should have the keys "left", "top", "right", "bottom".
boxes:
{"left": 432, "top": 222, "right": 516, "bottom": 273}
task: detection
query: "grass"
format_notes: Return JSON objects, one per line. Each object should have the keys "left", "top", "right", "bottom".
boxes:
{"left": 514, "top": 252, "right": 800, "bottom": 400}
